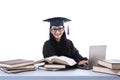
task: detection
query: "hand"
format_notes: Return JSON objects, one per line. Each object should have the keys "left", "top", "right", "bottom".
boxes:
{"left": 78, "top": 60, "right": 88, "bottom": 66}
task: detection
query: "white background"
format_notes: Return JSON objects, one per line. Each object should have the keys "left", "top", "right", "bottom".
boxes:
{"left": 0, "top": 0, "right": 120, "bottom": 61}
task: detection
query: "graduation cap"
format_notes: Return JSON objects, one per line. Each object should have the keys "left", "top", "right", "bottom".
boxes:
{"left": 43, "top": 17, "right": 71, "bottom": 35}
{"left": 43, "top": 17, "right": 71, "bottom": 26}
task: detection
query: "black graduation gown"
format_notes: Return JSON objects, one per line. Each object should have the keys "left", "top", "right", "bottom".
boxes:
{"left": 42, "top": 39, "right": 87, "bottom": 63}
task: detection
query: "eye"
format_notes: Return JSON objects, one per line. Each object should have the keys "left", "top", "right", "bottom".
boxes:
{"left": 51, "top": 28, "right": 64, "bottom": 32}
{"left": 58, "top": 28, "right": 64, "bottom": 30}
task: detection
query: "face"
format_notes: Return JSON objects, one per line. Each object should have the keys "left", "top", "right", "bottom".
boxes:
{"left": 50, "top": 26, "right": 64, "bottom": 41}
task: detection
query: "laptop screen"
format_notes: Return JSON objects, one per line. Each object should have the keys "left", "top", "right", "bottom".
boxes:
{"left": 88, "top": 45, "right": 107, "bottom": 69}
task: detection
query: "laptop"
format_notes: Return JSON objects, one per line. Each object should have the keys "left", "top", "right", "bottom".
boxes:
{"left": 77, "top": 45, "right": 107, "bottom": 70}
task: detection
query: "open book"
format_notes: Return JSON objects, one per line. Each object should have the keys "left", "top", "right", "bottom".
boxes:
{"left": 35, "top": 56, "right": 76, "bottom": 66}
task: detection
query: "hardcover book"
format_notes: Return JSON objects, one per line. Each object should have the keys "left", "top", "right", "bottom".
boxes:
{"left": 0, "top": 65, "right": 35, "bottom": 73}
{"left": 44, "top": 64, "right": 66, "bottom": 69}
{"left": 97, "top": 59, "right": 120, "bottom": 69}
{"left": 93, "top": 64, "right": 120, "bottom": 75}
{"left": 0, "top": 59, "right": 34, "bottom": 68}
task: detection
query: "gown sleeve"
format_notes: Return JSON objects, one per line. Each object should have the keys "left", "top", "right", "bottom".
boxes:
{"left": 70, "top": 40, "right": 88, "bottom": 63}
{"left": 42, "top": 40, "right": 56, "bottom": 58}
{"left": 42, "top": 41, "right": 48, "bottom": 58}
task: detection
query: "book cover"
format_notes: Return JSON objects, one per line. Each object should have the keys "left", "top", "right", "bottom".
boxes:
{"left": 44, "top": 64, "right": 66, "bottom": 69}
{"left": 0, "top": 64, "right": 35, "bottom": 70}
{"left": 117, "top": 71, "right": 120, "bottom": 75}
{"left": 92, "top": 64, "right": 120, "bottom": 75}
{"left": 0, "top": 66, "right": 35, "bottom": 73}
{"left": 0, "top": 59, "right": 34, "bottom": 68}
{"left": 38, "top": 65, "right": 64, "bottom": 71}
{"left": 97, "top": 59, "right": 120, "bottom": 69}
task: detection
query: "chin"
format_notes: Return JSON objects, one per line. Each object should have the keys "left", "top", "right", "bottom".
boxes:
{"left": 55, "top": 37, "right": 61, "bottom": 41}
{"left": 55, "top": 36, "right": 61, "bottom": 39}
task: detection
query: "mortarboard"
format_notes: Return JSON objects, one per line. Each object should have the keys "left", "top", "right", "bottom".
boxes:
{"left": 43, "top": 17, "right": 71, "bottom": 35}
{"left": 43, "top": 17, "right": 71, "bottom": 26}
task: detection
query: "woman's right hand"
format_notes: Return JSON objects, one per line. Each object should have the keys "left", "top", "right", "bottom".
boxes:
{"left": 77, "top": 60, "right": 88, "bottom": 66}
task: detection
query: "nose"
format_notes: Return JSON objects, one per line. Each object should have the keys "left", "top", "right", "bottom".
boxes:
{"left": 55, "top": 30, "right": 60, "bottom": 34}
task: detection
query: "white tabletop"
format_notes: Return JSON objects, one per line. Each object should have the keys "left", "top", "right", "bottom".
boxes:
{"left": 0, "top": 69, "right": 120, "bottom": 80}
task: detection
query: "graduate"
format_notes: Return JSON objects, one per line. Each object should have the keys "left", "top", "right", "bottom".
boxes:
{"left": 42, "top": 17, "right": 88, "bottom": 66}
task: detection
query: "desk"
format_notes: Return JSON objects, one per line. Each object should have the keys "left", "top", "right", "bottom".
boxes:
{"left": 0, "top": 69, "right": 120, "bottom": 80}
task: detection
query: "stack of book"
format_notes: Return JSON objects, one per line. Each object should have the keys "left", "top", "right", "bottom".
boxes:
{"left": 92, "top": 59, "right": 120, "bottom": 75}
{"left": 36, "top": 56, "right": 77, "bottom": 71}
{"left": 0, "top": 59, "right": 35, "bottom": 73}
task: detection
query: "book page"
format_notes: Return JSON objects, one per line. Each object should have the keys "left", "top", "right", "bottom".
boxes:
{"left": 34, "top": 58, "right": 50, "bottom": 64}
{"left": 46, "top": 56, "right": 58, "bottom": 61}
{"left": 34, "top": 56, "right": 58, "bottom": 64}
{"left": 35, "top": 56, "right": 76, "bottom": 66}
{"left": 55, "top": 56, "right": 76, "bottom": 66}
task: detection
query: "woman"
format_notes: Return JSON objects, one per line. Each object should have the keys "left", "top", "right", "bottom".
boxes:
{"left": 42, "top": 17, "right": 88, "bottom": 66}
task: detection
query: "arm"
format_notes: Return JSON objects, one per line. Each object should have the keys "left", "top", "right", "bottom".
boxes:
{"left": 42, "top": 40, "right": 56, "bottom": 58}
{"left": 70, "top": 41, "right": 88, "bottom": 65}
{"left": 43, "top": 41, "right": 50, "bottom": 58}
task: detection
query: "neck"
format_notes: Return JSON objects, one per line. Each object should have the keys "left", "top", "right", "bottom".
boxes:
{"left": 56, "top": 38, "right": 61, "bottom": 42}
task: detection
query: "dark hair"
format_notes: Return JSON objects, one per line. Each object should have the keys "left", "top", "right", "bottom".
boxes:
{"left": 49, "top": 26, "right": 70, "bottom": 56}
